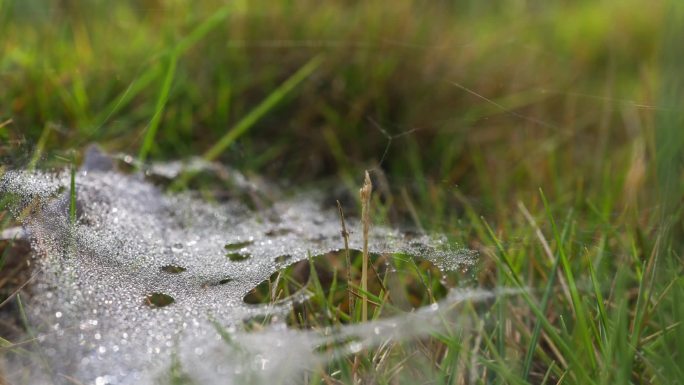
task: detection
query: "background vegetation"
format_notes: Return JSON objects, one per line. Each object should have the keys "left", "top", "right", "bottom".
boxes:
{"left": 1, "top": 0, "right": 682, "bottom": 384}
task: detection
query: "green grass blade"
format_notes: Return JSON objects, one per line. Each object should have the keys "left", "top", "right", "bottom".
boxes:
{"left": 656, "top": 1, "right": 684, "bottom": 249}
{"left": 588, "top": 250, "right": 608, "bottom": 348}
{"left": 92, "top": 66, "right": 162, "bottom": 133}
{"left": 174, "top": 7, "right": 231, "bottom": 58}
{"left": 137, "top": 54, "right": 177, "bottom": 164}
{"left": 482, "top": 219, "right": 593, "bottom": 384}
{"left": 69, "top": 164, "right": 77, "bottom": 225}
{"left": 28, "top": 123, "right": 51, "bottom": 170}
{"left": 522, "top": 205, "right": 574, "bottom": 380}
{"left": 203, "top": 55, "right": 324, "bottom": 161}
{"left": 521, "top": 235, "right": 562, "bottom": 380}
{"left": 540, "top": 189, "right": 597, "bottom": 372}
{"left": 137, "top": 6, "right": 231, "bottom": 163}
{"left": 0, "top": 335, "right": 12, "bottom": 348}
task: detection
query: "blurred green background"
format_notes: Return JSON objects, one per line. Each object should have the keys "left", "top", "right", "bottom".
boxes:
{"left": 1, "top": 0, "right": 682, "bottom": 243}
{"left": 0, "top": 0, "right": 666, "bottom": 186}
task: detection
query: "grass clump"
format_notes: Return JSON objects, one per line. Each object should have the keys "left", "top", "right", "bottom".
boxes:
{"left": 242, "top": 250, "right": 455, "bottom": 329}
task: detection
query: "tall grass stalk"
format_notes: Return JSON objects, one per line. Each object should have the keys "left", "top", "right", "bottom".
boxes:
{"left": 359, "top": 171, "right": 372, "bottom": 323}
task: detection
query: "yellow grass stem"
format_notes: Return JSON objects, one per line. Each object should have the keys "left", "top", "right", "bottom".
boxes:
{"left": 359, "top": 170, "right": 372, "bottom": 322}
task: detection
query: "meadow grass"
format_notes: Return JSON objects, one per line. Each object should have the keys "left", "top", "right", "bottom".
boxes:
{"left": 1, "top": 0, "right": 682, "bottom": 384}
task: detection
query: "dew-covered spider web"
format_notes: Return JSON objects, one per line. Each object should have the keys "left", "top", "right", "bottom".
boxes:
{"left": 0, "top": 147, "right": 488, "bottom": 385}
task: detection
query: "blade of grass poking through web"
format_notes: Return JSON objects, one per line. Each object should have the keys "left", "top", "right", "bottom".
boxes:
{"left": 136, "top": 6, "right": 231, "bottom": 164}
{"left": 69, "top": 164, "right": 77, "bottom": 226}
{"left": 540, "top": 190, "right": 597, "bottom": 372}
{"left": 17, "top": 293, "right": 53, "bottom": 377}
{"left": 68, "top": 160, "right": 78, "bottom": 259}
{"left": 202, "top": 55, "right": 324, "bottom": 162}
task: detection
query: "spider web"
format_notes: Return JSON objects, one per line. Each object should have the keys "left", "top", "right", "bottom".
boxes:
{"left": 0, "top": 147, "right": 480, "bottom": 384}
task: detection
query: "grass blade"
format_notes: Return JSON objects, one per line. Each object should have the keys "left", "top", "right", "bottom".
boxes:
{"left": 359, "top": 170, "right": 372, "bottom": 323}
{"left": 28, "top": 123, "right": 51, "bottom": 170}
{"left": 138, "top": 54, "right": 177, "bottom": 164}
{"left": 482, "top": 219, "right": 593, "bottom": 384}
{"left": 69, "top": 164, "right": 77, "bottom": 225}
{"left": 137, "top": 6, "right": 231, "bottom": 163}
{"left": 519, "top": 202, "right": 563, "bottom": 380}
{"left": 203, "top": 55, "right": 323, "bottom": 161}
{"left": 92, "top": 66, "right": 162, "bottom": 133}
{"left": 540, "top": 189, "right": 597, "bottom": 372}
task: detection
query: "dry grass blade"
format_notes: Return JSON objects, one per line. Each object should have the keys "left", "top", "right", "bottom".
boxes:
{"left": 360, "top": 171, "right": 372, "bottom": 323}
{"left": 0, "top": 118, "right": 13, "bottom": 130}
{"left": 517, "top": 202, "right": 572, "bottom": 305}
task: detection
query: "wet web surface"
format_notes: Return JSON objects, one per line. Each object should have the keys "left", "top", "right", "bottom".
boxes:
{"left": 1, "top": 149, "right": 481, "bottom": 384}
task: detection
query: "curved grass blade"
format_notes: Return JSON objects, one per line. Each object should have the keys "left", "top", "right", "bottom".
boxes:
{"left": 137, "top": 6, "right": 232, "bottom": 163}
{"left": 202, "top": 55, "right": 323, "bottom": 162}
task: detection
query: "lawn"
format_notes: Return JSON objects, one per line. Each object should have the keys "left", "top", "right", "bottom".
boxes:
{"left": 1, "top": 1, "right": 683, "bottom": 384}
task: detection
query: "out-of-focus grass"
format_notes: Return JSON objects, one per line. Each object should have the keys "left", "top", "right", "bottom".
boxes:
{"left": 1, "top": 0, "right": 682, "bottom": 384}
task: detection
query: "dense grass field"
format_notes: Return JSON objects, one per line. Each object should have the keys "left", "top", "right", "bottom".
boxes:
{"left": 1, "top": 0, "right": 683, "bottom": 384}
